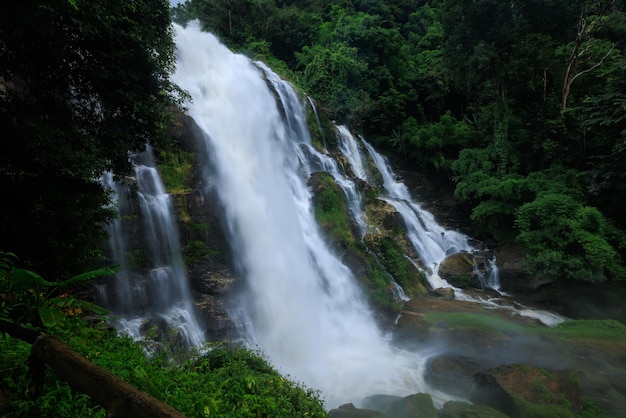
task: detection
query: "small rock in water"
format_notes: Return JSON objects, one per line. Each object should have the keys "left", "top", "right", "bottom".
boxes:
{"left": 428, "top": 287, "right": 455, "bottom": 299}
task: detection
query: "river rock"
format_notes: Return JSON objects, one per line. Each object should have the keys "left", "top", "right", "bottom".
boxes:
{"left": 437, "top": 252, "right": 483, "bottom": 289}
{"left": 428, "top": 287, "right": 455, "bottom": 299}
{"left": 424, "top": 355, "right": 486, "bottom": 398}
{"left": 470, "top": 364, "right": 583, "bottom": 416}
{"left": 438, "top": 401, "right": 508, "bottom": 418}
{"left": 384, "top": 393, "right": 436, "bottom": 418}
{"left": 360, "top": 395, "right": 401, "bottom": 413}
{"left": 328, "top": 403, "right": 386, "bottom": 417}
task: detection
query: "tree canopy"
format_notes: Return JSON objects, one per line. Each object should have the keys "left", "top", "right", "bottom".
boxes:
{"left": 173, "top": 0, "right": 626, "bottom": 284}
{"left": 0, "top": 0, "right": 624, "bottom": 284}
{"left": 0, "top": 0, "right": 180, "bottom": 278}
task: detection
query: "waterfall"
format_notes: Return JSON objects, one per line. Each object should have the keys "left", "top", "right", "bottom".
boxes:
{"left": 362, "top": 139, "right": 472, "bottom": 272}
{"left": 99, "top": 146, "right": 205, "bottom": 349}
{"left": 171, "top": 21, "right": 458, "bottom": 408}
{"left": 336, "top": 127, "right": 472, "bottom": 287}
{"left": 477, "top": 256, "right": 501, "bottom": 291}
{"left": 258, "top": 64, "right": 368, "bottom": 237}
{"left": 307, "top": 96, "right": 327, "bottom": 151}
{"left": 337, "top": 125, "right": 369, "bottom": 181}
{"left": 335, "top": 128, "right": 567, "bottom": 327}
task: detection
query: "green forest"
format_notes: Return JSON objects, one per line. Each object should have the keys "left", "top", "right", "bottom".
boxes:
{"left": 2, "top": 0, "right": 624, "bottom": 299}
{"left": 172, "top": 0, "right": 626, "bottom": 286}
{"left": 2, "top": 0, "right": 626, "bottom": 416}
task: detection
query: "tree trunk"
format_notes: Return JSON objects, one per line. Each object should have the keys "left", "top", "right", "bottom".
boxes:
{"left": 31, "top": 335, "right": 187, "bottom": 418}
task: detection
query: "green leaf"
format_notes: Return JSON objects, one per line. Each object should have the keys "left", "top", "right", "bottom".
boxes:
{"left": 73, "top": 299, "right": 109, "bottom": 315}
{"left": 38, "top": 306, "right": 66, "bottom": 328}
{"left": 54, "top": 265, "right": 119, "bottom": 288}
{"left": 11, "top": 268, "right": 53, "bottom": 292}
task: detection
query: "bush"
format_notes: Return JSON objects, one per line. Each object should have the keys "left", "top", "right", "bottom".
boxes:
{"left": 0, "top": 327, "right": 328, "bottom": 417}
{"left": 516, "top": 193, "right": 625, "bottom": 283}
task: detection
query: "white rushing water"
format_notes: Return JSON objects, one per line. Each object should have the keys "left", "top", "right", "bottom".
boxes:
{"left": 336, "top": 127, "right": 471, "bottom": 283}
{"left": 336, "top": 127, "right": 565, "bottom": 327}
{"left": 171, "top": 21, "right": 458, "bottom": 408}
{"left": 100, "top": 146, "right": 205, "bottom": 349}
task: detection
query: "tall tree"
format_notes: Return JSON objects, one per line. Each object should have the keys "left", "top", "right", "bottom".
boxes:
{"left": 561, "top": 1, "right": 618, "bottom": 112}
{"left": 0, "top": 0, "right": 180, "bottom": 277}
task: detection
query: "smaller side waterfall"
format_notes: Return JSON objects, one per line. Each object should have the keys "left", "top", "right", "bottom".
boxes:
{"left": 336, "top": 127, "right": 472, "bottom": 285}
{"left": 337, "top": 125, "right": 369, "bottom": 181}
{"left": 98, "top": 146, "right": 205, "bottom": 349}
{"left": 474, "top": 256, "right": 501, "bottom": 291}
{"left": 336, "top": 126, "right": 565, "bottom": 326}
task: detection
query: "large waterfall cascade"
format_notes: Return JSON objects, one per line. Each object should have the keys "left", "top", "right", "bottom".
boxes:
{"left": 99, "top": 146, "right": 205, "bottom": 349}
{"left": 170, "top": 21, "right": 468, "bottom": 408}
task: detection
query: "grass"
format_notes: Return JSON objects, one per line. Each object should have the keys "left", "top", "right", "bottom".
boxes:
{"left": 422, "top": 311, "right": 626, "bottom": 342}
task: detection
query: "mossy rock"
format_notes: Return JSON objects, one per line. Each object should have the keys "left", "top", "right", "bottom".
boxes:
{"left": 438, "top": 401, "right": 508, "bottom": 418}
{"left": 310, "top": 172, "right": 358, "bottom": 247}
{"left": 329, "top": 403, "right": 385, "bottom": 417}
{"left": 385, "top": 393, "right": 436, "bottom": 418}
{"left": 437, "top": 252, "right": 479, "bottom": 289}
{"left": 470, "top": 364, "right": 583, "bottom": 417}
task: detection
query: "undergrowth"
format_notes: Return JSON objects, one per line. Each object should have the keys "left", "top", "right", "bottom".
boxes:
{"left": 0, "top": 322, "right": 328, "bottom": 417}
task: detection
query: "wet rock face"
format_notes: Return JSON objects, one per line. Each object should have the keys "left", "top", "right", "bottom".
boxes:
{"left": 383, "top": 393, "right": 437, "bottom": 418}
{"left": 438, "top": 401, "right": 508, "bottom": 418}
{"left": 437, "top": 251, "right": 496, "bottom": 290}
{"left": 188, "top": 257, "right": 237, "bottom": 340}
{"left": 328, "top": 403, "right": 385, "bottom": 418}
{"left": 165, "top": 111, "right": 239, "bottom": 340}
{"left": 470, "top": 364, "right": 583, "bottom": 417}
{"left": 492, "top": 242, "right": 532, "bottom": 293}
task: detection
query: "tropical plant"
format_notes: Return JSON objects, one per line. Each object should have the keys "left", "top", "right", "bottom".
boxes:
{"left": 0, "top": 251, "right": 113, "bottom": 330}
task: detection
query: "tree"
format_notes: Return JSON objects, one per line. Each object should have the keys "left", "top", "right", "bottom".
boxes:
{"left": 298, "top": 42, "right": 370, "bottom": 124}
{"left": 516, "top": 193, "right": 624, "bottom": 283}
{"left": 561, "top": 2, "right": 617, "bottom": 111}
{"left": 0, "top": 0, "right": 180, "bottom": 278}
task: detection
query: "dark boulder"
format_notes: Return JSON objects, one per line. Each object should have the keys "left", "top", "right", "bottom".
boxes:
{"left": 384, "top": 393, "right": 437, "bottom": 418}
{"left": 328, "top": 403, "right": 386, "bottom": 418}
{"left": 437, "top": 401, "right": 508, "bottom": 418}
{"left": 470, "top": 364, "right": 583, "bottom": 417}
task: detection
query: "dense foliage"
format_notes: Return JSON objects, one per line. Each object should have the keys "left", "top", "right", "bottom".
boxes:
{"left": 0, "top": 329, "right": 328, "bottom": 417}
{"left": 0, "top": 0, "right": 181, "bottom": 278}
{"left": 0, "top": 252, "right": 327, "bottom": 417}
{"left": 173, "top": 0, "right": 626, "bottom": 284}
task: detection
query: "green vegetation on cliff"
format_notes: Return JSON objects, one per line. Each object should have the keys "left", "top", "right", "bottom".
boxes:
{"left": 310, "top": 171, "right": 428, "bottom": 315}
